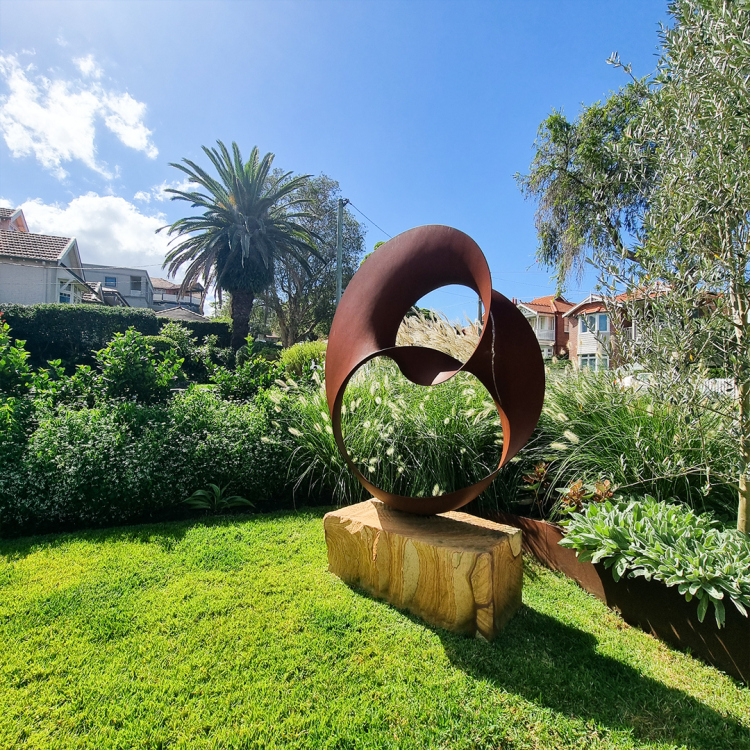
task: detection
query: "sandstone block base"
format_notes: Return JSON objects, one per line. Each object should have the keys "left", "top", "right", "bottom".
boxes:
{"left": 323, "top": 500, "right": 523, "bottom": 640}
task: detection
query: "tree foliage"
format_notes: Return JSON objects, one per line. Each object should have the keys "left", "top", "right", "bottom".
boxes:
{"left": 265, "top": 174, "right": 366, "bottom": 346}
{"left": 520, "top": 0, "right": 750, "bottom": 531}
{"left": 161, "top": 141, "right": 320, "bottom": 349}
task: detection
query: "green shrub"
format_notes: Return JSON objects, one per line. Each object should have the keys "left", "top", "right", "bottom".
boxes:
{"left": 0, "top": 389, "right": 290, "bottom": 535}
{"left": 157, "top": 317, "right": 231, "bottom": 347}
{"left": 211, "top": 358, "right": 281, "bottom": 401}
{"left": 559, "top": 497, "right": 750, "bottom": 628}
{"left": 96, "top": 328, "right": 183, "bottom": 403}
{"left": 0, "top": 319, "right": 33, "bottom": 396}
{"left": 237, "top": 339, "right": 282, "bottom": 366}
{"left": 141, "top": 335, "right": 179, "bottom": 355}
{"left": 280, "top": 340, "right": 327, "bottom": 376}
{"left": 0, "top": 304, "right": 158, "bottom": 366}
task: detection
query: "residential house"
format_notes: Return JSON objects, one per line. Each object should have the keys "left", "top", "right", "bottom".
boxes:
{"left": 516, "top": 295, "right": 574, "bottom": 359}
{"left": 0, "top": 209, "right": 90, "bottom": 306}
{"left": 563, "top": 293, "right": 644, "bottom": 371}
{"left": 151, "top": 277, "right": 204, "bottom": 314}
{"left": 0, "top": 206, "right": 29, "bottom": 233}
{"left": 82, "top": 263, "right": 154, "bottom": 308}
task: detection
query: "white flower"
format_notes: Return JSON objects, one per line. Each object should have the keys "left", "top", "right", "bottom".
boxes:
{"left": 288, "top": 428, "right": 302, "bottom": 437}
{"left": 375, "top": 396, "right": 382, "bottom": 405}
{"left": 325, "top": 425, "right": 333, "bottom": 435}
{"left": 386, "top": 446, "right": 395, "bottom": 456}
{"left": 444, "top": 417, "right": 450, "bottom": 425}
{"left": 563, "top": 430, "right": 580, "bottom": 444}
{"left": 432, "top": 484, "right": 440, "bottom": 495}
{"left": 550, "top": 442, "right": 568, "bottom": 451}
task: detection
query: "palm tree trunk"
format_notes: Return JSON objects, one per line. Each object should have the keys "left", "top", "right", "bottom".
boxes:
{"left": 231, "top": 289, "right": 255, "bottom": 350}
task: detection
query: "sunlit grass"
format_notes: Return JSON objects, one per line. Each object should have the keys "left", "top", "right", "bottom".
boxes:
{"left": 1, "top": 509, "right": 748, "bottom": 749}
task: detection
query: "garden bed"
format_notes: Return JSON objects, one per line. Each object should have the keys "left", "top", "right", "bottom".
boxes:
{"left": 495, "top": 512, "right": 750, "bottom": 684}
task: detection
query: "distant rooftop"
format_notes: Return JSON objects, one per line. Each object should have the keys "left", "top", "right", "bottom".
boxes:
{"left": 0, "top": 229, "right": 73, "bottom": 262}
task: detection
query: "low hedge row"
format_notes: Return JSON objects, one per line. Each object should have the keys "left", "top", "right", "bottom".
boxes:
{"left": 0, "top": 390, "right": 294, "bottom": 536}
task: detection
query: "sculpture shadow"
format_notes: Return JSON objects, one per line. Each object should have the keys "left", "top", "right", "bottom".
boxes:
{"left": 428, "top": 604, "right": 750, "bottom": 749}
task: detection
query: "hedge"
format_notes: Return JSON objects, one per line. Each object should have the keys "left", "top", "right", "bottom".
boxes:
{"left": 0, "top": 304, "right": 159, "bottom": 365}
{"left": 157, "top": 318, "right": 232, "bottom": 347}
{"left": 0, "top": 389, "right": 293, "bottom": 536}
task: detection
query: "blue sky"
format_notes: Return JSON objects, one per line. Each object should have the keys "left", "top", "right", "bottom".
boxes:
{"left": 0, "top": 0, "right": 668, "bottom": 320}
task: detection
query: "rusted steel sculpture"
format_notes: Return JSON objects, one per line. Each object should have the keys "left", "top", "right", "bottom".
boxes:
{"left": 325, "top": 225, "right": 545, "bottom": 515}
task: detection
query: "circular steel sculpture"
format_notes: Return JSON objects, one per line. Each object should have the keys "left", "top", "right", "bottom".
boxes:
{"left": 325, "top": 225, "right": 545, "bottom": 515}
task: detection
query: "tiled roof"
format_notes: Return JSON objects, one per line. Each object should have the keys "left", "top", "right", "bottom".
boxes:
{"left": 151, "top": 276, "right": 204, "bottom": 292}
{"left": 0, "top": 208, "right": 14, "bottom": 220}
{"left": 0, "top": 229, "right": 72, "bottom": 262}
{"left": 519, "top": 295, "right": 575, "bottom": 314}
{"left": 157, "top": 305, "right": 209, "bottom": 322}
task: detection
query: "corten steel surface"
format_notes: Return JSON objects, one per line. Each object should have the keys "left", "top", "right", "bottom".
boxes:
{"left": 325, "top": 225, "right": 545, "bottom": 515}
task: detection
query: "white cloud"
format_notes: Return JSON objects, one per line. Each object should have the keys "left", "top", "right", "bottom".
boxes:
{"left": 133, "top": 178, "right": 195, "bottom": 204}
{"left": 16, "top": 193, "right": 172, "bottom": 269}
{"left": 0, "top": 53, "right": 157, "bottom": 180}
{"left": 74, "top": 54, "right": 102, "bottom": 79}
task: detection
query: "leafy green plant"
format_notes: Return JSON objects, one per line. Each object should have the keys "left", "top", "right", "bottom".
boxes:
{"left": 0, "top": 319, "right": 33, "bottom": 396}
{"left": 559, "top": 497, "right": 750, "bottom": 627}
{"left": 211, "top": 357, "right": 280, "bottom": 401}
{"left": 280, "top": 340, "right": 326, "bottom": 376}
{"left": 141, "top": 335, "right": 180, "bottom": 356}
{"left": 184, "top": 483, "right": 254, "bottom": 513}
{"left": 96, "top": 328, "right": 183, "bottom": 403}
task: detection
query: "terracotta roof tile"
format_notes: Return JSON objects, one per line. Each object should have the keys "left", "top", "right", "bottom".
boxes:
{"left": 519, "top": 295, "right": 574, "bottom": 313}
{"left": 0, "top": 208, "right": 14, "bottom": 220}
{"left": 0, "top": 230, "right": 72, "bottom": 262}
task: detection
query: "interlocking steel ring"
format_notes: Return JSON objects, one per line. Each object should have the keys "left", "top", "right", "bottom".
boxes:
{"left": 325, "top": 225, "right": 545, "bottom": 515}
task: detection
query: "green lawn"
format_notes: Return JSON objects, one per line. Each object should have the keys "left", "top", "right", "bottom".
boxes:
{"left": 1, "top": 510, "right": 748, "bottom": 750}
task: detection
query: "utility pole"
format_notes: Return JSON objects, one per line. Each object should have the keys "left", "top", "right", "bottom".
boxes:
{"left": 336, "top": 198, "right": 349, "bottom": 304}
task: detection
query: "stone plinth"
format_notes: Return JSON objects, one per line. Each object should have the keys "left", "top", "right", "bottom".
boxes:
{"left": 323, "top": 499, "right": 523, "bottom": 640}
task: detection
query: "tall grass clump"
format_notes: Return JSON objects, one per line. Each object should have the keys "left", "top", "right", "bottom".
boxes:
{"left": 280, "top": 360, "right": 523, "bottom": 513}
{"left": 535, "top": 369, "right": 738, "bottom": 520}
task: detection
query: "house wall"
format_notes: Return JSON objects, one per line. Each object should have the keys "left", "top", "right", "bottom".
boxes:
{"left": 0, "top": 260, "right": 55, "bottom": 304}
{"left": 83, "top": 265, "right": 153, "bottom": 308}
{"left": 554, "top": 312, "right": 570, "bottom": 356}
{"left": 568, "top": 315, "right": 579, "bottom": 361}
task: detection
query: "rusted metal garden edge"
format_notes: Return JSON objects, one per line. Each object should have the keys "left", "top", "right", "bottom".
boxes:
{"left": 495, "top": 512, "right": 750, "bottom": 685}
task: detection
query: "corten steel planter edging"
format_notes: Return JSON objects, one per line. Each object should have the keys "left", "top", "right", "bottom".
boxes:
{"left": 494, "top": 513, "right": 750, "bottom": 685}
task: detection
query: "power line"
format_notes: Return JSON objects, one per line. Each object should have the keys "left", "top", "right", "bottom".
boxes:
{"left": 347, "top": 202, "right": 393, "bottom": 239}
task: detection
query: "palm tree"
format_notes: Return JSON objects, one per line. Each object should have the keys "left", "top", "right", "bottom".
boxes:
{"left": 161, "top": 141, "right": 319, "bottom": 349}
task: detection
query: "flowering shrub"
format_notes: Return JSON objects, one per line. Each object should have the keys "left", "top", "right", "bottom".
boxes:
{"left": 0, "top": 389, "right": 290, "bottom": 536}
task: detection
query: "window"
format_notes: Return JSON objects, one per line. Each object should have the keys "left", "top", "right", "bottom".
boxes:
{"left": 580, "top": 316, "right": 588, "bottom": 333}
{"left": 130, "top": 276, "right": 142, "bottom": 293}
{"left": 105, "top": 276, "right": 117, "bottom": 287}
{"left": 539, "top": 316, "right": 554, "bottom": 330}
{"left": 579, "top": 354, "right": 596, "bottom": 369}
{"left": 59, "top": 291, "right": 71, "bottom": 304}
{"left": 563, "top": 317, "right": 569, "bottom": 333}
{"left": 598, "top": 314, "right": 608, "bottom": 332}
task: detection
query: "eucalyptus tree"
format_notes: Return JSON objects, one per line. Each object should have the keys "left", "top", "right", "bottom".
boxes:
{"left": 265, "top": 173, "right": 366, "bottom": 347}
{"left": 160, "top": 141, "right": 319, "bottom": 349}
{"left": 515, "top": 83, "right": 652, "bottom": 288}
{"left": 519, "top": 0, "right": 750, "bottom": 531}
